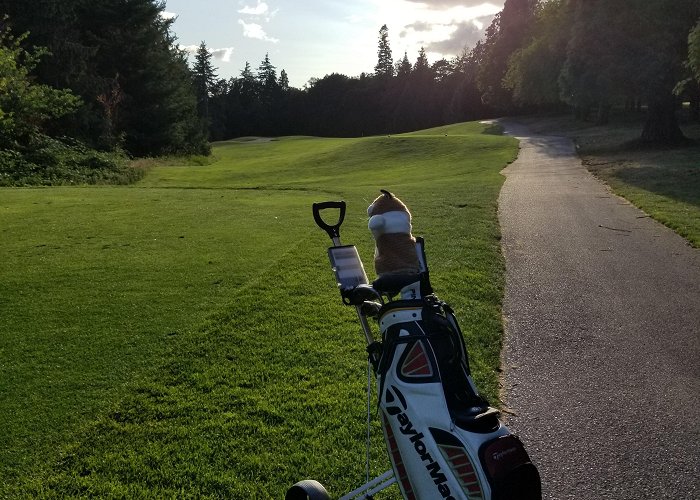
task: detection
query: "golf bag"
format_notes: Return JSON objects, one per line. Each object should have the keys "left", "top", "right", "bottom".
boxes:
{"left": 287, "top": 201, "right": 540, "bottom": 500}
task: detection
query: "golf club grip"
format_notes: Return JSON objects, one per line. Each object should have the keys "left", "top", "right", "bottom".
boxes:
{"left": 312, "top": 201, "right": 346, "bottom": 239}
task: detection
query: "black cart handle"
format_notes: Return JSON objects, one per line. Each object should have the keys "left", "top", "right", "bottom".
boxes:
{"left": 312, "top": 201, "right": 346, "bottom": 242}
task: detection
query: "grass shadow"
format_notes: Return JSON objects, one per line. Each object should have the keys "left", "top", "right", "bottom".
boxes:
{"left": 596, "top": 160, "right": 700, "bottom": 208}
{"left": 480, "top": 122, "right": 505, "bottom": 135}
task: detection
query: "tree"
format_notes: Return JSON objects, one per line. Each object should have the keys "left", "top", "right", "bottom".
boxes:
{"left": 0, "top": 2, "right": 91, "bottom": 91}
{"left": 396, "top": 52, "right": 412, "bottom": 79}
{"left": 374, "top": 24, "right": 394, "bottom": 79}
{"left": 0, "top": 27, "right": 80, "bottom": 150}
{"left": 227, "top": 61, "right": 262, "bottom": 136}
{"left": 278, "top": 69, "right": 290, "bottom": 91}
{"left": 391, "top": 47, "right": 437, "bottom": 132}
{"left": 413, "top": 47, "right": 431, "bottom": 77}
{"left": 207, "top": 77, "right": 232, "bottom": 140}
{"left": 255, "top": 53, "right": 281, "bottom": 134}
{"left": 560, "top": 0, "right": 700, "bottom": 141}
{"left": 2, "top": 0, "right": 208, "bottom": 156}
{"left": 687, "top": 19, "right": 700, "bottom": 121}
{"left": 636, "top": 0, "right": 700, "bottom": 142}
{"left": 559, "top": 0, "right": 640, "bottom": 123}
{"left": 477, "top": 0, "right": 538, "bottom": 111}
{"left": 504, "top": 0, "right": 572, "bottom": 108}
{"left": 192, "top": 41, "right": 218, "bottom": 125}
{"left": 0, "top": 24, "right": 134, "bottom": 186}
{"left": 257, "top": 53, "right": 277, "bottom": 90}
{"left": 691, "top": 20, "right": 700, "bottom": 83}
{"left": 238, "top": 61, "right": 258, "bottom": 103}
{"left": 93, "top": 0, "right": 208, "bottom": 155}
{"left": 431, "top": 58, "right": 452, "bottom": 83}
{"left": 444, "top": 47, "right": 491, "bottom": 123}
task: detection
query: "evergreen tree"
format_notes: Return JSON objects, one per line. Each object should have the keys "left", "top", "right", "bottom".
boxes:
{"left": 223, "top": 60, "right": 263, "bottom": 136}
{"left": 257, "top": 53, "right": 278, "bottom": 92}
{"left": 0, "top": 1, "right": 90, "bottom": 91}
{"left": 91, "top": 0, "right": 207, "bottom": 155}
{"left": 278, "top": 69, "right": 290, "bottom": 91}
{"left": 254, "top": 53, "right": 280, "bottom": 134}
{"left": 374, "top": 24, "right": 394, "bottom": 78}
{"left": 238, "top": 61, "right": 259, "bottom": 105}
{"left": 413, "top": 47, "right": 431, "bottom": 78}
{"left": 391, "top": 47, "right": 436, "bottom": 132}
{"left": 396, "top": 52, "right": 412, "bottom": 78}
{"left": 444, "top": 47, "right": 489, "bottom": 123}
{"left": 192, "top": 41, "right": 218, "bottom": 125}
{"left": 207, "top": 77, "right": 232, "bottom": 140}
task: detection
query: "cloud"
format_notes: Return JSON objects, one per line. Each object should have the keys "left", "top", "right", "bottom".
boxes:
{"left": 238, "top": 1, "right": 278, "bottom": 21}
{"left": 405, "top": 21, "right": 432, "bottom": 32}
{"left": 179, "top": 45, "right": 236, "bottom": 63}
{"left": 405, "top": 0, "right": 503, "bottom": 8}
{"left": 210, "top": 47, "right": 235, "bottom": 62}
{"left": 238, "top": 19, "right": 279, "bottom": 43}
{"left": 160, "top": 11, "right": 177, "bottom": 20}
{"left": 424, "top": 19, "right": 488, "bottom": 54}
{"left": 179, "top": 44, "right": 199, "bottom": 54}
{"left": 238, "top": 1, "right": 269, "bottom": 16}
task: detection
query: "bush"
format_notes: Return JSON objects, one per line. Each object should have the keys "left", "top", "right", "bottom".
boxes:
{"left": 0, "top": 135, "right": 145, "bottom": 186}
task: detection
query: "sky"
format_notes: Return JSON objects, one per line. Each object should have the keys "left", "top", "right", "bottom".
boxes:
{"left": 163, "top": 1, "right": 505, "bottom": 89}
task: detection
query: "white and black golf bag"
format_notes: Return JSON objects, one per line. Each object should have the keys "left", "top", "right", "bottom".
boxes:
{"left": 287, "top": 202, "right": 541, "bottom": 500}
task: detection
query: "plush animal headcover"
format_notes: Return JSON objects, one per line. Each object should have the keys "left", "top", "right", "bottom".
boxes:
{"left": 367, "top": 190, "right": 420, "bottom": 276}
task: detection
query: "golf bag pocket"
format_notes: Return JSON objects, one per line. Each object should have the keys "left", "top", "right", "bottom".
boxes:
{"left": 376, "top": 300, "right": 511, "bottom": 499}
{"left": 479, "top": 435, "right": 542, "bottom": 500}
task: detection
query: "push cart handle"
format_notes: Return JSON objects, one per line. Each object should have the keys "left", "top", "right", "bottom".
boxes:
{"left": 312, "top": 201, "right": 346, "bottom": 242}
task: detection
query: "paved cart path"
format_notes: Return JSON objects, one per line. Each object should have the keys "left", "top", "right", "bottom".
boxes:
{"left": 497, "top": 120, "right": 700, "bottom": 499}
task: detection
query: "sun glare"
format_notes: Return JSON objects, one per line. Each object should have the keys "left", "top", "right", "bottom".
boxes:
{"left": 372, "top": 1, "right": 501, "bottom": 57}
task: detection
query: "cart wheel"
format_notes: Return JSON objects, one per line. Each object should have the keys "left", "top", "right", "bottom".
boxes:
{"left": 285, "top": 479, "right": 330, "bottom": 500}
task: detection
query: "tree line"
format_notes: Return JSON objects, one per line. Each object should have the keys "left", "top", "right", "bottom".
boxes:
{"left": 195, "top": 0, "right": 700, "bottom": 144}
{"left": 195, "top": 40, "right": 491, "bottom": 141}
{"left": 1, "top": 0, "right": 699, "bottom": 185}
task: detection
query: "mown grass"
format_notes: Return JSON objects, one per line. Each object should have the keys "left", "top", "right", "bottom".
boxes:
{"left": 516, "top": 113, "right": 700, "bottom": 247}
{"left": 0, "top": 122, "right": 518, "bottom": 498}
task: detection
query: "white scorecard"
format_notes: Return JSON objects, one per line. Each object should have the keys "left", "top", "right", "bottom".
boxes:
{"left": 328, "top": 245, "right": 368, "bottom": 291}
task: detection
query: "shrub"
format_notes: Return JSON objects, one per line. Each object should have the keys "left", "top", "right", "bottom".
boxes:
{"left": 0, "top": 135, "right": 144, "bottom": 186}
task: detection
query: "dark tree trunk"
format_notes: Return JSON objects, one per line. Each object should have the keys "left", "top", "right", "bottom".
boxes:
{"left": 641, "top": 92, "right": 685, "bottom": 144}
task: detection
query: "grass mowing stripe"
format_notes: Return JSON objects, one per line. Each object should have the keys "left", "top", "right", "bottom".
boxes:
{"left": 0, "top": 188, "right": 319, "bottom": 487}
{"left": 1, "top": 122, "right": 518, "bottom": 497}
